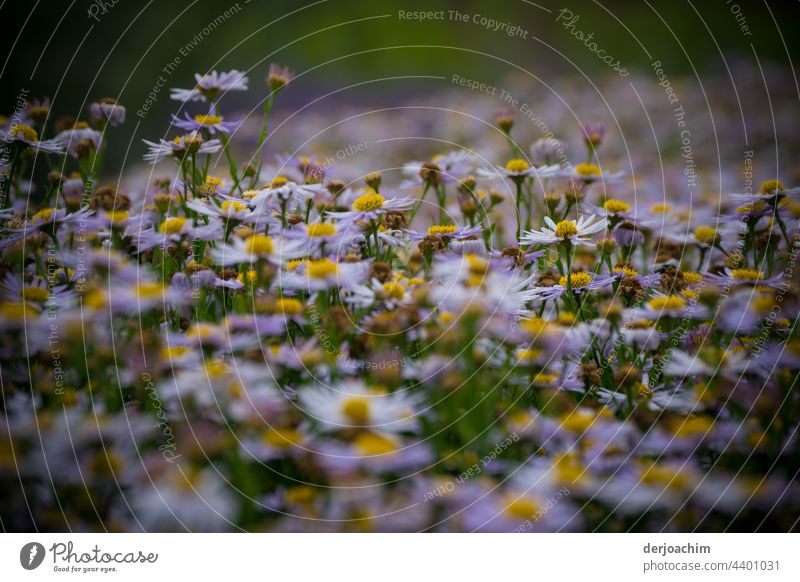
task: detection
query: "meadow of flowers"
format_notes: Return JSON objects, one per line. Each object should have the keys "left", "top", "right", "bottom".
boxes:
{"left": 1, "top": 64, "right": 799, "bottom": 533}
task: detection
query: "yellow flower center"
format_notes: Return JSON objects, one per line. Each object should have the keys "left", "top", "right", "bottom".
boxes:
{"left": 521, "top": 317, "right": 549, "bottom": 335}
{"left": 650, "top": 203, "right": 671, "bottom": 213}
{"left": 673, "top": 416, "right": 714, "bottom": 437}
{"left": 427, "top": 224, "right": 458, "bottom": 236}
{"left": 10, "top": 124, "right": 38, "bottom": 141}
{"left": 616, "top": 267, "right": 639, "bottom": 277}
{"left": 648, "top": 295, "right": 686, "bottom": 311}
{"left": 135, "top": 282, "right": 164, "bottom": 299}
{"left": 270, "top": 176, "right": 289, "bottom": 188}
{"left": 199, "top": 176, "right": 223, "bottom": 194}
{"left": 242, "top": 189, "right": 259, "bottom": 200}
{"left": 353, "top": 432, "right": 398, "bottom": 455}
{"left": 1, "top": 302, "right": 38, "bottom": 320}
{"left": 285, "top": 485, "right": 315, "bottom": 505}
{"left": 84, "top": 289, "right": 108, "bottom": 309}
{"left": 730, "top": 268, "right": 763, "bottom": 281}
{"left": 533, "top": 372, "right": 558, "bottom": 384}
{"left": 603, "top": 199, "right": 630, "bottom": 214}
{"left": 106, "top": 210, "right": 130, "bottom": 224}
{"left": 187, "top": 323, "right": 216, "bottom": 338}
{"left": 340, "top": 396, "right": 370, "bottom": 424}
{"left": 243, "top": 234, "right": 274, "bottom": 255}
{"left": 557, "top": 312, "right": 578, "bottom": 326}
{"left": 194, "top": 114, "right": 222, "bottom": 126}
{"left": 274, "top": 297, "right": 303, "bottom": 315}
{"left": 759, "top": 179, "right": 784, "bottom": 194}
{"left": 575, "top": 163, "right": 601, "bottom": 177}
{"left": 204, "top": 360, "right": 228, "bottom": 378}
{"left": 694, "top": 226, "right": 718, "bottom": 245}
{"left": 306, "top": 258, "right": 338, "bottom": 279}
{"left": 560, "top": 410, "right": 594, "bottom": 433}
{"left": 518, "top": 348, "right": 543, "bottom": 362}
{"left": 22, "top": 286, "right": 49, "bottom": 303}
{"left": 262, "top": 427, "right": 303, "bottom": 449}
{"left": 286, "top": 259, "right": 306, "bottom": 272}
{"left": 32, "top": 208, "right": 55, "bottom": 223}
{"left": 160, "top": 346, "right": 191, "bottom": 359}
{"left": 352, "top": 191, "right": 385, "bottom": 212}
{"left": 736, "top": 201, "right": 767, "bottom": 213}
{"left": 159, "top": 216, "right": 187, "bottom": 234}
{"left": 382, "top": 281, "right": 405, "bottom": 300}
{"left": 221, "top": 200, "right": 247, "bottom": 213}
{"left": 640, "top": 464, "right": 689, "bottom": 491}
{"left": 559, "top": 272, "right": 593, "bottom": 288}
{"left": 306, "top": 223, "right": 337, "bottom": 237}
{"left": 554, "top": 220, "right": 578, "bottom": 238}
{"left": 504, "top": 496, "right": 540, "bottom": 519}
{"left": 682, "top": 271, "right": 702, "bottom": 285}
{"left": 505, "top": 159, "right": 530, "bottom": 173}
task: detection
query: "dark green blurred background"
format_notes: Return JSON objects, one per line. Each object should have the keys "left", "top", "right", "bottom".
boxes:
{"left": 1, "top": 0, "right": 797, "bottom": 167}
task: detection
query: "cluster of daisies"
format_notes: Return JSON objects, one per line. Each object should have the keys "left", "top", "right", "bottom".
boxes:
{"left": 1, "top": 66, "right": 799, "bottom": 532}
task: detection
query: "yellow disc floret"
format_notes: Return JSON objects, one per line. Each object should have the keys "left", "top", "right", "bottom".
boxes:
{"left": 694, "top": 226, "right": 718, "bottom": 245}
{"left": 559, "top": 272, "right": 592, "bottom": 288}
{"left": 505, "top": 159, "right": 530, "bottom": 173}
{"left": 730, "top": 268, "right": 763, "bottom": 281}
{"left": 243, "top": 234, "right": 274, "bottom": 255}
{"left": 427, "top": 224, "right": 458, "bottom": 236}
{"left": 504, "top": 496, "right": 540, "bottom": 519}
{"left": 274, "top": 297, "right": 304, "bottom": 315}
{"left": 575, "top": 163, "right": 601, "bottom": 177}
{"left": 382, "top": 281, "right": 405, "bottom": 300}
{"left": 31, "top": 208, "right": 55, "bottom": 224}
{"left": 306, "top": 258, "right": 338, "bottom": 279}
{"left": 759, "top": 179, "right": 784, "bottom": 194}
{"left": 10, "top": 124, "right": 38, "bottom": 142}
{"left": 603, "top": 199, "right": 631, "bottom": 214}
{"left": 221, "top": 200, "right": 247, "bottom": 214}
{"left": 306, "top": 223, "right": 336, "bottom": 237}
{"left": 194, "top": 114, "right": 222, "bottom": 126}
{"left": 353, "top": 432, "right": 397, "bottom": 455}
{"left": 554, "top": 219, "right": 578, "bottom": 239}
{"left": 352, "top": 190, "right": 385, "bottom": 212}
{"left": 648, "top": 295, "right": 686, "bottom": 311}
{"left": 159, "top": 216, "right": 187, "bottom": 234}
{"left": 270, "top": 176, "right": 289, "bottom": 188}
{"left": 340, "top": 396, "right": 370, "bottom": 424}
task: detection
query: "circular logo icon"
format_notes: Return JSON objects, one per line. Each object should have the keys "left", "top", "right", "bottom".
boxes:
{"left": 20, "top": 542, "right": 46, "bottom": 570}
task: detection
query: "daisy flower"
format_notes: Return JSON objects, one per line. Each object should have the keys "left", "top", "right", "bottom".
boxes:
{"left": 0, "top": 123, "right": 63, "bottom": 154}
{"left": 0, "top": 206, "right": 94, "bottom": 247}
{"left": 704, "top": 267, "right": 784, "bottom": 289}
{"left": 325, "top": 189, "right": 413, "bottom": 224}
{"left": 54, "top": 123, "right": 102, "bottom": 158}
{"left": 525, "top": 271, "right": 614, "bottom": 301}
{"left": 142, "top": 131, "right": 221, "bottom": 163}
{"left": 247, "top": 176, "right": 325, "bottom": 210}
{"left": 630, "top": 293, "right": 710, "bottom": 320}
{"left": 557, "top": 163, "right": 624, "bottom": 183}
{"left": 89, "top": 98, "right": 126, "bottom": 126}
{"left": 730, "top": 179, "right": 800, "bottom": 203}
{"left": 172, "top": 112, "right": 240, "bottom": 135}
{"left": 406, "top": 223, "right": 482, "bottom": 241}
{"left": 170, "top": 70, "right": 249, "bottom": 102}
{"left": 520, "top": 214, "right": 608, "bottom": 246}
{"left": 186, "top": 198, "right": 272, "bottom": 229}
{"left": 279, "top": 257, "right": 370, "bottom": 292}
{"left": 476, "top": 159, "right": 560, "bottom": 181}
{"left": 211, "top": 233, "right": 299, "bottom": 266}
{"left": 299, "top": 379, "right": 423, "bottom": 433}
